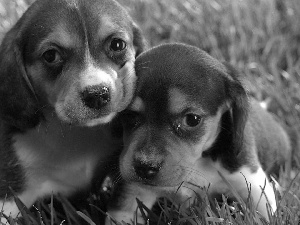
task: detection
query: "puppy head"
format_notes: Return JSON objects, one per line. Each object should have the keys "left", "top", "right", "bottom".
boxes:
{"left": 119, "top": 43, "right": 248, "bottom": 187}
{"left": 0, "top": 0, "right": 146, "bottom": 129}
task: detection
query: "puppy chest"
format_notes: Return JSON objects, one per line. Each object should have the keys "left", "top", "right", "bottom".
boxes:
{"left": 12, "top": 128, "right": 110, "bottom": 190}
{"left": 14, "top": 140, "right": 97, "bottom": 189}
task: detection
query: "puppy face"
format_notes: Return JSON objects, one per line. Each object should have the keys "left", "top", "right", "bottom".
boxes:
{"left": 0, "top": 0, "right": 146, "bottom": 128}
{"left": 119, "top": 43, "right": 248, "bottom": 187}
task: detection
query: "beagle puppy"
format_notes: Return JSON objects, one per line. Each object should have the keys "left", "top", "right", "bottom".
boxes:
{"left": 106, "top": 43, "right": 291, "bottom": 223}
{"left": 0, "top": 0, "right": 145, "bottom": 219}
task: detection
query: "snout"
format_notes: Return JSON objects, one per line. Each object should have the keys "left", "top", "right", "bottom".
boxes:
{"left": 125, "top": 147, "right": 186, "bottom": 187}
{"left": 132, "top": 147, "right": 165, "bottom": 182}
{"left": 120, "top": 131, "right": 193, "bottom": 187}
{"left": 81, "top": 85, "right": 110, "bottom": 110}
{"left": 133, "top": 158, "right": 162, "bottom": 180}
{"left": 54, "top": 61, "right": 136, "bottom": 126}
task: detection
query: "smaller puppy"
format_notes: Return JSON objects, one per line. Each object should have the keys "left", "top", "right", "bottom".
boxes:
{"left": 106, "top": 43, "right": 291, "bottom": 223}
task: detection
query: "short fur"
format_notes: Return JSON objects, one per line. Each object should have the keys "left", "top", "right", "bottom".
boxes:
{"left": 106, "top": 43, "right": 291, "bottom": 223}
{"left": 0, "top": 0, "right": 146, "bottom": 218}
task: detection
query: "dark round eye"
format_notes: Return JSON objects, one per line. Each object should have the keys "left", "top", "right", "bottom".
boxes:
{"left": 110, "top": 38, "right": 127, "bottom": 52}
{"left": 183, "top": 114, "right": 202, "bottom": 127}
{"left": 42, "top": 49, "right": 63, "bottom": 64}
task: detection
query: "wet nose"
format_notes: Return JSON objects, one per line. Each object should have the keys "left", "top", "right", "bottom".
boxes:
{"left": 133, "top": 159, "right": 161, "bottom": 180}
{"left": 81, "top": 85, "right": 110, "bottom": 110}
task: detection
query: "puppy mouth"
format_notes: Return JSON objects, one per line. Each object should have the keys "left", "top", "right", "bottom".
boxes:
{"left": 55, "top": 102, "right": 113, "bottom": 126}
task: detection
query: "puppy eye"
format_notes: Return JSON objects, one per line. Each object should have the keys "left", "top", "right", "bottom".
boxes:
{"left": 110, "top": 38, "right": 127, "bottom": 52}
{"left": 42, "top": 49, "right": 63, "bottom": 65}
{"left": 183, "top": 113, "right": 202, "bottom": 127}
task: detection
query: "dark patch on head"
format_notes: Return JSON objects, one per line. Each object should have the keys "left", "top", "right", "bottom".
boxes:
{"left": 135, "top": 43, "right": 230, "bottom": 116}
{"left": 134, "top": 43, "right": 232, "bottom": 143}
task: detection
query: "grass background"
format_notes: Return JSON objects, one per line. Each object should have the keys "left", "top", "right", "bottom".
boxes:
{"left": 1, "top": 0, "right": 300, "bottom": 224}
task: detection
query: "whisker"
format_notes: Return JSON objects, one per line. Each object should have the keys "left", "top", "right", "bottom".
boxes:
{"left": 36, "top": 122, "right": 42, "bottom": 133}
{"left": 113, "top": 173, "right": 123, "bottom": 185}
{"left": 170, "top": 164, "right": 210, "bottom": 184}
{"left": 135, "top": 60, "right": 151, "bottom": 68}
{"left": 59, "top": 121, "right": 65, "bottom": 138}
{"left": 139, "top": 66, "right": 150, "bottom": 70}
{"left": 35, "top": 104, "right": 50, "bottom": 114}
{"left": 219, "top": 124, "right": 232, "bottom": 133}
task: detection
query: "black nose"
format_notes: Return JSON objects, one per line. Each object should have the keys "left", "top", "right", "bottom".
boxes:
{"left": 133, "top": 160, "right": 161, "bottom": 180}
{"left": 81, "top": 85, "right": 110, "bottom": 110}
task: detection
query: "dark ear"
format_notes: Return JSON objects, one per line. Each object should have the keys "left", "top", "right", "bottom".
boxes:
{"left": 223, "top": 63, "right": 249, "bottom": 156}
{"left": 0, "top": 23, "right": 40, "bottom": 130}
{"left": 132, "top": 22, "right": 148, "bottom": 57}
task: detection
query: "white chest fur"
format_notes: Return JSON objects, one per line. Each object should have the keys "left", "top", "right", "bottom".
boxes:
{"left": 11, "top": 117, "right": 118, "bottom": 209}
{"left": 178, "top": 158, "right": 276, "bottom": 218}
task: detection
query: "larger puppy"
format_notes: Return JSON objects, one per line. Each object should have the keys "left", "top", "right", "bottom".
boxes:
{"left": 0, "top": 0, "right": 145, "bottom": 218}
{"left": 107, "top": 43, "right": 291, "bottom": 223}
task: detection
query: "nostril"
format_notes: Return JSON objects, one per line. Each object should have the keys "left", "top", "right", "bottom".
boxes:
{"left": 134, "top": 160, "right": 161, "bottom": 180}
{"left": 81, "top": 85, "right": 110, "bottom": 110}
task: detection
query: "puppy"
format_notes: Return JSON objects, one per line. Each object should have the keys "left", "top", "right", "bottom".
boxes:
{"left": 107, "top": 43, "right": 291, "bottom": 223}
{"left": 0, "top": 0, "right": 145, "bottom": 218}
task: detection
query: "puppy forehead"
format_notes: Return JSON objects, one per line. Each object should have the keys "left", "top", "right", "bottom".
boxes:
{"left": 168, "top": 88, "right": 195, "bottom": 114}
{"left": 136, "top": 74, "right": 226, "bottom": 116}
{"left": 38, "top": 23, "right": 81, "bottom": 50}
{"left": 80, "top": 0, "right": 134, "bottom": 34}
{"left": 97, "top": 15, "right": 131, "bottom": 41}
{"left": 25, "top": 0, "right": 131, "bottom": 44}
{"left": 136, "top": 45, "right": 231, "bottom": 114}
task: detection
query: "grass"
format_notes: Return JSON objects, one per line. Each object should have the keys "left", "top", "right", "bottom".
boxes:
{"left": 1, "top": 0, "right": 300, "bottom": 224}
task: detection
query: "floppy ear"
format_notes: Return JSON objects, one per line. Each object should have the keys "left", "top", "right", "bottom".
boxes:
{"left": 132, "top": 23, "right": 148, "bottom": 57}
{"left": 0, "top": 22, "right": 40, "bottom": 130}
{"left": 223, "top": 63, "right": 249, "bottom": 156}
